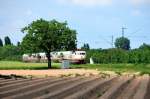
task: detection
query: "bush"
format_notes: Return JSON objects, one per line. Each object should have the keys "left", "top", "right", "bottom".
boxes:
{"left": 0, "top": 45, "right": 22, "bottom": 61}
{"left": 86, "top": 48, "right": 150, "bottom": 64}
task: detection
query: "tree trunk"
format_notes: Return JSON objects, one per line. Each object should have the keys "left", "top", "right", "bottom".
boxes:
{"left": 47, "top": 52, "right": 51, "bottom": 69}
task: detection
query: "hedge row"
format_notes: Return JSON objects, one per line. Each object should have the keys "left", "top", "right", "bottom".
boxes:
{"left": 0, "top": 45, "right": 22, "bottom": 61}
{"left": 1, "top": 45, "right": 150, "bottom": 64}
{"left": 86, "top": 48, "right": 150, "bottom": 63}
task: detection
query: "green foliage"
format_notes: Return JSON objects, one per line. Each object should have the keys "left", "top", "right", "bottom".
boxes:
{"left": 0, "top": 45, "right": 22, "bottom": 61}
{"left": 4, "top": 36, "right": 12, "bottom": 45}
{"left": 71, "top": 63, "right": 150, "bottom": 74}
{"left": 0, "top": 37, "right": 22, "bottom": 61}
{"left": 139, "top": 43, "right": 150, "bottom": 50}
{"left": 17, "top": 41, "right": 21, "bottom": 47}
{"left": 115, "top": 37, "right": 130, "bottom": 50}
{"left": 81, "top": 43, "right": 90, "bottom": 50}
{"left": 86, "top": 47, "right": 150, "bottom": 64}
{"left": 21, "top": 19, "right": 77, "bottom": 68}
{"left": 0, "top": 61, "right": 60, "bottom": 70}
{"left": 0, "top": 38, "right": 3, "bottom": 47}
{"left": 21, "top": 19, "right": 77, "bottom": 53}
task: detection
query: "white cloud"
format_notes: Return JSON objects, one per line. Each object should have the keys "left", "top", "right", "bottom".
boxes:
{"left": 130, "top": 0, "right": 150, "bottom": 6}
{"left": 58, "top": 0, "right": 112, "bottom": 7}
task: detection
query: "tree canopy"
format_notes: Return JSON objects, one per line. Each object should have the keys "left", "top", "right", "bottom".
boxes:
{"left": 115, "top": 37, "right": 130, "bottom": 50}
{"left": 21, "top": 19, "right": 77, "bottom": 68}
{"left": 4, "top": 36, "right": 11, "bottom": 45}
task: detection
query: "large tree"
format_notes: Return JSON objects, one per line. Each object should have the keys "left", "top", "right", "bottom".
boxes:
{"left": 0, "top": 38, "right": 3, "bottom": 47}
{"left": 4, "top": 36, "right": 11, "bottom": 45}
{"left": 21, "top": 19, "right": 77, "bottom": 68}
{"left": 115, "top": 37, "right": 130, "bottom": 50}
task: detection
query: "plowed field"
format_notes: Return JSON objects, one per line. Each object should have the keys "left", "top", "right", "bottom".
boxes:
{"left": 0, "top": 75, "right": 150, "bottom": 99}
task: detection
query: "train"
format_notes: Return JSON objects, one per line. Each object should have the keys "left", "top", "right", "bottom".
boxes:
{"left": 22, "top": 51, "right": 86, "bottom": 64}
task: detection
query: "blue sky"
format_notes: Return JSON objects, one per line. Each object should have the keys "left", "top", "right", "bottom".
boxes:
{"left": 0, "top": 0, "right": 150, "bottom": 49}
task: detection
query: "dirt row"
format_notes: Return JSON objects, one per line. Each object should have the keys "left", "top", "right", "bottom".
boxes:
{"left": 0, "top": 75, "right": 150, "bottom": 99}
{"left": 0, "top": 69, "right": 101, "bottom": 77}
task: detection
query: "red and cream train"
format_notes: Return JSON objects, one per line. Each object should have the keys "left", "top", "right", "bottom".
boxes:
{"left": 22, "top": 51, "right": 86, "bottom": 64}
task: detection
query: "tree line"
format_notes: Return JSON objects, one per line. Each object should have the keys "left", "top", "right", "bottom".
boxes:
{"left": 0, "top": 36, "right": 22, "bottom": 61}
{"left": 81, "top": 35, "right": 149, "bottom": 64}
{"left": 84, "top": 43, "right": 150, "bottom": 64}
{"left": 0, "top": 36, "right": 12, "bottom": 46}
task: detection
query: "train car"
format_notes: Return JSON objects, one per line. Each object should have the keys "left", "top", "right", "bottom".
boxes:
{"left": 22, "top": 51, "right": 86, "bottom": 64}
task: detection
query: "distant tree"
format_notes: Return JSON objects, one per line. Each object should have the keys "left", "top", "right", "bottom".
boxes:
{"left": 21, "top": 19, "right": 77, "bottom": 68}
{"left": 115, "top": 37, "right": 130, "bottom": 50}
{"left": 0, "top": 45, "right": 22, "bottom": 61}
{"left": 0, "top": 38, "right": 3, "bottom": 47}
{"left": 81, "top": 43, "right": 90, "bottom": 50}
{"left": 17, "top": 41, "right": 21, "bottom": 46}
{"left": 4, "top": 36, "right": 11, "bottom": 45}
{"left": 139, "top": 43, "right": 150, "bottom": 50}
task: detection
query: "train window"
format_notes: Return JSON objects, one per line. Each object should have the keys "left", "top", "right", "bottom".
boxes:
{"left": 80, "top": 53, "right": 85, "bottom": 55}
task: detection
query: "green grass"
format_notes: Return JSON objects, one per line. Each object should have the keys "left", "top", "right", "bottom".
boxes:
{"left": 0, "top": 61, "right": 61, "bottom": 70}
{"left": 0, "top": 61, "right": 150, "bottom": 74}
{"left": 72, "top": 63, "right": 150, "bottom": 74}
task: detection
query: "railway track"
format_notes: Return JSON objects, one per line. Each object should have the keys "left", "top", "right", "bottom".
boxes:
{"left": 0, "top": 75, "right": 149, "bottom": 99}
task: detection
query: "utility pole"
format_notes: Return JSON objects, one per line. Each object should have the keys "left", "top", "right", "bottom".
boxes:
{"left": 121, "top": 27, "right": 127, "bottom": 37}
{"left": 111, "top": 35, "right": 114, "bottom": 48}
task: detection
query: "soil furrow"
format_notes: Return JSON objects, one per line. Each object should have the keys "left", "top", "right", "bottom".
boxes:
{"left": 133, "top": 75, "right": 149, "bottom": 99}
{"left": 34, "top": 77, "right": 101, "bottom": 99}
{"left": 116, "top": 76, "right": 141, "bottom": 99}
{"left": 0, "top": 78, "right": 20, "bottom": 83}
{"left": 145, "top": 75, "right": 150, "bottom": 99}
{"left": 0, "top": 78, "right": 37, "bottom": 87}
{"left": 64, "top": 76, "right": 117, "bottom": 99}
{"left": 99, "top": 76, "right": 133, "bottom": 99}
{"left": 2, "top": 76, "right": 84, "bottom": 99}
{"left": 0, "top": 77, "right": 69, "bottom": 98}
{"left": 0, "top": 77, "right": 53, "bottom": 92}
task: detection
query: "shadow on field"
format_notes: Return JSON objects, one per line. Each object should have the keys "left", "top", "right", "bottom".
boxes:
{"left": 33, "top": 67, "right": 60, "bottom": 70}
{"left": 0, "top": 74, "right": 26, "bottom": 79}
{"left": 71, "top": 66, "right": 84, "bottom": 69}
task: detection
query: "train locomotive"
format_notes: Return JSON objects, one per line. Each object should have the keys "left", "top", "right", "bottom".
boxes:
{"left": 22, "top": 51, "right": 86, "bottom": 64}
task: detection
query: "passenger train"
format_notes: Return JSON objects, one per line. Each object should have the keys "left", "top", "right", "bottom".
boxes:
{"left": 22, "top": 51, "right": 86, "bottom": 64}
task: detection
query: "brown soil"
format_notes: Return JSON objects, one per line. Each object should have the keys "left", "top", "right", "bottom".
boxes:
{"left": 0, "top": 74, "right": 150, "bottom": 99}
{"left": 0, "top": 69, "right": 100, "bottom": 77}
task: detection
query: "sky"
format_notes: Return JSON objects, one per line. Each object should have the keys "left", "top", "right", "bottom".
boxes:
{"left": 0, "top": 0, "right": 150, "bottom": 49}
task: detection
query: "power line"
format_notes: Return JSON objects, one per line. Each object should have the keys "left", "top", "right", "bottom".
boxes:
{"left": 111, "top": 35, "right": 114, "bottom": 48}
{"left": 127, "top": 28, "right": 142, "bottom": 38}
{"left": 98, "top": 35, "right": 114, "bottom": 48}
{"left": 127, "top": 23, "right": 150, "bottom": 37}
